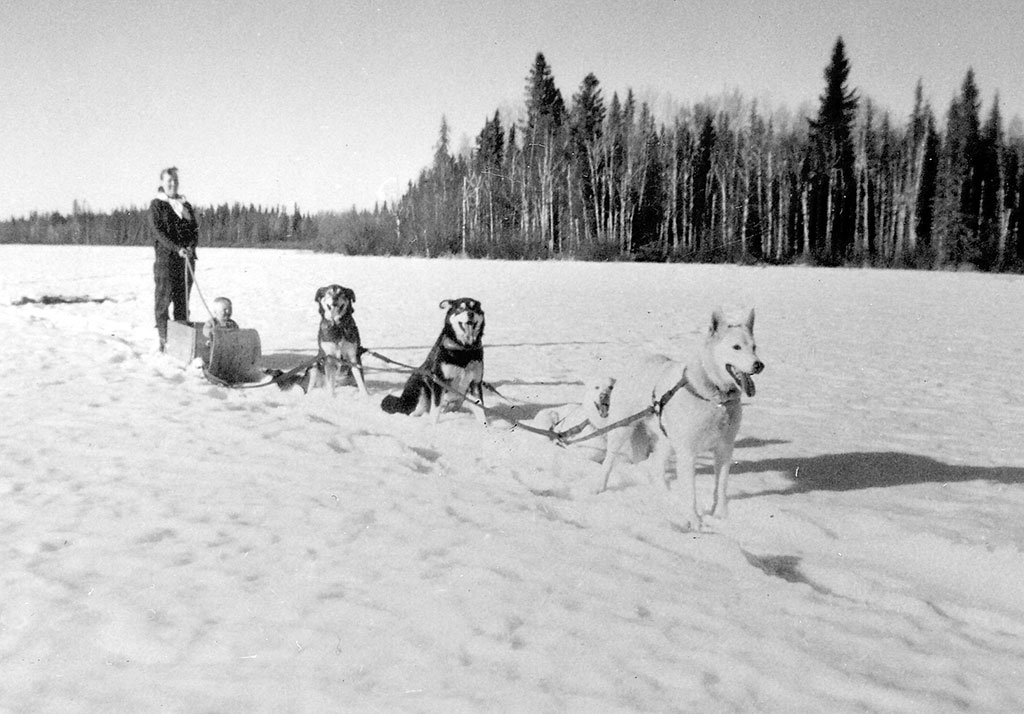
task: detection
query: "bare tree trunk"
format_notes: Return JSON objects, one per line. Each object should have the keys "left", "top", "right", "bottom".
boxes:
{"left": 825, "top": 171, "right": 835, "bottom": 259}
{"left": 801, "top": 183, "right": 811, "bottom": 259}
{"left": 766, "top": 150, "right": 776, "bottom": 259}
{"left": 719, "top": 170, "right": 730, "bottom": 258}
{"left": 741, "top": 164, "right": 750, "bottom": 259}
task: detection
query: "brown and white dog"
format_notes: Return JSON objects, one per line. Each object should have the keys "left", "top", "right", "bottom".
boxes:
{"left": 380, "top": 298, "right": 487, "bottom": 424}
{"left": 312, "top": 284, "right": 368, "bottom": 396}
{"left": 596, "top": 308, "right": 764, "bottom": 530}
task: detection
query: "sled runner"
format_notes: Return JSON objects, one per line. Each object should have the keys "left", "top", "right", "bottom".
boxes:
{"left": 165, "top": 320, "right": 263, "bottom": 384}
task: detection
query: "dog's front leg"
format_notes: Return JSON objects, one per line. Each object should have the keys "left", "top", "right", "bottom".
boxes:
{"left": 710, "top": 444, "right": 734, "bottom": 519}
{"left": 309, "top": 363, "right": 325, "bottom": 390}
{"left": 595, "top": 426, "right": 629, "bottom": 494}
{"left": 352, "top": 363, "right": 369, "bottom": 396}
{"left": 430, "top": 387, "right": 443, "bottom": 425}
{"left": 323, "top": 356, "right": 338, "bottom": 397}
{"left": 671, "top": 451, "right": 701, "bottom": 531}
{"left": 648, "top": 437, "right": 672, "bottom": 486}
{"left": 468, "top": 383, "right": 488, "bottom": 426}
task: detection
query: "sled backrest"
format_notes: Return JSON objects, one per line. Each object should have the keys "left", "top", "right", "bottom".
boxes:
{"left": 207, "top": 327, "right": 262, "bottom": 383}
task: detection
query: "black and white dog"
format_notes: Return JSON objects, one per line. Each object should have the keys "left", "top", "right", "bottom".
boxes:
{"left": 381, "top": 298, "right": 487, "bottom": 424}
{"left": 312, "top": 284, "right": 368, "bottom": 395}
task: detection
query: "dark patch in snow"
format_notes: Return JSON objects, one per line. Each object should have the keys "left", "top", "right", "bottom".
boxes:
{"left": 326, "top": 439, "right": 348, "bottom": 454}
{"left": 409, "top": 446, "right": 441, "bottom": 463}
{"left": 742, "top": 550, "right": 834, "bottom": 596}
{"left": 13, "top": 294, "right": 113, "bottom": 305}
{"left": 734, "top": 436, "right": 790, "bottom": 448}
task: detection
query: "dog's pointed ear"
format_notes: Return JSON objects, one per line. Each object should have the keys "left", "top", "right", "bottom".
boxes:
{"left": 710, "top": 307, "right": 726, "bottom": 335}
{"left": 439, "top": 299, "right": 452, "bottom": 310}
{"left": 315, "top": 286, "right": 327, "bottom": 303}
{"left": 745, "top": 308, "right": 756, "bottom": 332}
{"left": 344, "top": 287, "right": 356, "bottom": 306}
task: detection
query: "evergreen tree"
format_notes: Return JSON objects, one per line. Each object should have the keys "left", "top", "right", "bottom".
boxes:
{"left": 978, "top": 96, "right": 1004, "bottom": 267}
{"left": 693, "top": 109, "right": 716, "bottom": 258}
{"left": 933, "top": 69, "right": 982, "bottom": 266}
{"left": 522, "top": 53, "right": 567, "bottom": 252}
{"left": 568, "top": 73, "right": 606, "bottom": 245}
{"left": 807, "top": 37, "right": 859, "bottom": 262}
{"left": 473, "top": 111, "right": 508, "bottom": 251}
{"left": 525, "top": 53, "right": 565, "bottom": 133}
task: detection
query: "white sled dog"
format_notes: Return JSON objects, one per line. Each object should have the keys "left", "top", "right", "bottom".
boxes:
{"left": 596, "top": 308, "right": 764, "bottom": 530}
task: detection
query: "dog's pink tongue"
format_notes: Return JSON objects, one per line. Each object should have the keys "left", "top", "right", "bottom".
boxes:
{"left": 741, "top": 373, "right": 756, "bottom": 398}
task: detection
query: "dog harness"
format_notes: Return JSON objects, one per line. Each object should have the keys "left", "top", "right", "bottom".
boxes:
{"left": 653, "top": 369, "right": 738, "bottom": 436}
{"left": 550, "top": 417, "right": 591, "bottom": 440}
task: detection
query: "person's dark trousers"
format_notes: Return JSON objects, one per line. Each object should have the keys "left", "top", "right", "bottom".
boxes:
{"left": 154, "top": 251, "right": 195, "bottom": 347}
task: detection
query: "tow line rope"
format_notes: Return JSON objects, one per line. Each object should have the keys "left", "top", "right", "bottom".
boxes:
{"left": 200, "top": 344, "right": 595, "bottom": 442}
{"left": 196, "top": 340, "right": 706, "bottom": 448}
{"left": 358, "top": 349, "right": 558, "bottom": 440}
{"left": 184, "top": 258, "right": 215, "bottom": 323}
{"left": 553, "top": 369, "right": 720, "bottom": 447}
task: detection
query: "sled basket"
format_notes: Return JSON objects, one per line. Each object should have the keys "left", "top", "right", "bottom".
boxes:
{"left": 165, "top": 320, "right": 263, "bottom": 384}
{"left": 208, "top": 327, "right": 262, "bottom": 383}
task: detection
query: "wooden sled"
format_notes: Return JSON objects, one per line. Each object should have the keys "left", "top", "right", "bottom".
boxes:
{"left": 165, "top": 320, "right": 264, "bottom": 384}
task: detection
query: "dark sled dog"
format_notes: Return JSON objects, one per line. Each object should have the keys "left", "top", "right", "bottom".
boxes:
{"left": 312, "top": 284, "right": 368, "bottom": 395}
{"left": 380, "top": 298, "right": 487, "bottom": 424}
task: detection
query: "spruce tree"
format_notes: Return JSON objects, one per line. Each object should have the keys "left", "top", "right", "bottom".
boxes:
{"left": 525, "top": 53, "right": 565, "bottom": 133}
{"left": 933, "top": 69, "right": 982, "bottom": 266}
{"left": 978, "top": 96, "right": 1004, "bottom": 267}
{"left": 569, "top": 73, "right": 606, "bottom": 244}
{"left": 808, "top": 37, "right": 859, "bottom": 262}
{"left": 523, "top": 53, "right": 566, "bottom": 252}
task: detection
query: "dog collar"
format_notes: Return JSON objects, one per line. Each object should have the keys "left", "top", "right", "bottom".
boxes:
{"left": 653, "top": 369, "right": 738, "bottom": 436}
{"left": 682, "top": 379, "right": 738, "bottom": 406}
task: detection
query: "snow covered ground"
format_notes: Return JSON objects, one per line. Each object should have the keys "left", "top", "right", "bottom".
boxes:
{"left": 2, "top": 244, "right": 1023, "bottom": 713}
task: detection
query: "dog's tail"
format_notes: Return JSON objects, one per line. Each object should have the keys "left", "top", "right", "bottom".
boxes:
{"left": 380, "top": 394, "right": 409, "bottom": 414}
{"left": 380, "top": 376, "right": 427, "bottom": 415}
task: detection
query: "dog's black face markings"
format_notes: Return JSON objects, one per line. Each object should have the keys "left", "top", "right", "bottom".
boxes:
{"left": 381, "top": 298, "right": 486, "bottom": 420}
{"left": 312, "top": 284, "right": 366, "bottom": 395}
{"left": 439, "top": 298, "right": 485, "bottom": 347}
{"left": 316, "top": 284, "right": 356, "bottom": 323}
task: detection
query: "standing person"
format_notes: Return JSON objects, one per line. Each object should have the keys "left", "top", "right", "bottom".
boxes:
{"left": 150, "top": 166, "right": 198, "bottom": 351}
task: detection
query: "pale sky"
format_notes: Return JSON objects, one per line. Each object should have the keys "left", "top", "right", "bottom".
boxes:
{"left": 2, "top": 0, "right": 1021, "bottom": 218}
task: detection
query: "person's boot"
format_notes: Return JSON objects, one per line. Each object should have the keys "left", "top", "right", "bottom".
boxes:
{"left": 157, "top": 326, "right": 167, "bottom": 352}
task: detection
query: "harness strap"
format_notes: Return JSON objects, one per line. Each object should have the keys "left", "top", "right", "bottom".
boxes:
{"left": 556, "top": 406, "right": 655, "bottom": 446}
{"left": 653, "top": 369, "right": 695, "bottom": 436}
{"left": 654, "top": 368, "right": 739, "bottom": 435}
{"left": 553, "top": 418, "right": 591, "bottom": 440}
{"left": 561, "top": 368, "right": 715, "bottom": 446}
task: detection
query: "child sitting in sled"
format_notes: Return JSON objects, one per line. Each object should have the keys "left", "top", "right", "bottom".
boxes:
{"left": 203, "top": 296, "right": 240, "bottom": 345}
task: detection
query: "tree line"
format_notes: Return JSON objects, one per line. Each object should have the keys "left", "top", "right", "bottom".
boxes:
{"left": 395, "top": 40, "right": 1023, "bottom": 269}
{"left": 3, "top": 38, "right": 1022, "bottom": 271}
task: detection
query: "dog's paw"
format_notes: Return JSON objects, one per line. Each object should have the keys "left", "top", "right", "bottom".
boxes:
{"left": 669, "top": 512, "right": 704, "bottom": 533}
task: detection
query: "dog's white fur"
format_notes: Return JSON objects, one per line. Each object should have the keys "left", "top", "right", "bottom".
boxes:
{"left": 533, "top": 377, "right": 615, "bottom": 462}
{"left": 596, "top": 308, "right": 763, "bottom": 531}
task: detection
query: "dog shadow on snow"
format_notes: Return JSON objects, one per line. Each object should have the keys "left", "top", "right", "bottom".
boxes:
{"left": 730, "top": 451, "right": 1024, "bottom": 498}
{"left": 723, "top": 449, "right": 1024, "bottom": 595}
